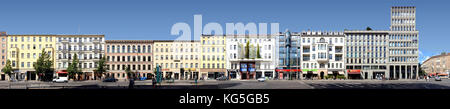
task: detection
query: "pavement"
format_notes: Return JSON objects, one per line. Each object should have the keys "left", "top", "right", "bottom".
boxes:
{"left": 1, "top": 79, "right": 450, "bottom": 89}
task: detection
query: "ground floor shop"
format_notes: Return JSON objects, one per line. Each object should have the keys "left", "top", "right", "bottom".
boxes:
{"left": 301, "top": 69, "right": 345, "bottom": 80}
{"left": 275, "top": 67, "right": 301, "bottom": 80}
{"left": 160, "top": 68, "right": 199, "bottom": 80}
{"left": 200, "top": 68, "right": 227, "bottom": 80}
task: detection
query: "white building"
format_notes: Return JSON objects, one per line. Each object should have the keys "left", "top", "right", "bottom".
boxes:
{"left": 226, "top": 35, "right": 277, "bottom": 80}
{"left": 300, "top": 31, "right": 345, "bottom": 79}
{"left": 56, "top": 35, "right": 105, "bottom": 80}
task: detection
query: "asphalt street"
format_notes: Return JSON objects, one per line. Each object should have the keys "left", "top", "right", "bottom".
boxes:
{"left": 1, "top": 79, "right": 449, "bottom": 89}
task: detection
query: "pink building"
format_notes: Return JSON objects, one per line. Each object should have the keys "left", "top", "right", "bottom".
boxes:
{"left": 105, "top": 40, "right": 153, "bottom": 80}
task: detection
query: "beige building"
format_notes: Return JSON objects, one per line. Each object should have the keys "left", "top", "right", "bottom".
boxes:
{"left": 153, "top": 40, "right": 201, "bottom": 80}
{"left": 6, "top": 34, "right": 57, "bottom": 81}
{"left": 422, "top": 53, "right": 450, "bottom": 76}
{"left": 200, "top": 35, "right": 226, "bottom": 80}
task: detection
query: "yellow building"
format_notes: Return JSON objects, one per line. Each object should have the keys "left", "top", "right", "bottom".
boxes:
{"left": 7, "top": 35, "right": 56, "bottom": 80}
{"left": 200, "top": 35, "right": 226, "bottom": 80}
{"left": 153, "top": 40, "right": 200, "bottom": 80}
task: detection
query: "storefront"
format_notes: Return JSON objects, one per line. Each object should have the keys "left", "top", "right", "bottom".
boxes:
{"left": 302, "top": 69, "right": 318, "bottom": 80}
{"left": 347, "top": 69, "right": 361, "bottom": 79}
{"left": 240, "top": 62, "right": 256, "bottom": 80}
{"left": 227, "top": 70, "right": 238, "bottom": 79}
{"left": 275, "top": 68, "right": 301, "bottom": 80}
{"left": 264, "top": 71, "right": 273, "bottom": 79}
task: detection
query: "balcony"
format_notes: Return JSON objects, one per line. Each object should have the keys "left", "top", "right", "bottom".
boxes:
{"left": 303, "top": 49, "right": 310, "bottom": 53}
{"left": 335, "top": 49, "right": 343, "bottom": 53}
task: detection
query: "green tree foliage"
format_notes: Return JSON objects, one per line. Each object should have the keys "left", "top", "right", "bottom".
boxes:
{"left": 67, "top": 54, "right": 81, "bottom": 80}
{"left": 245, "top": 41, "right": 250, "bottom": 58}
{"left": 366, "top": 27, "right": 373, "bottom": 31}
{"left": 1, "top": 60, "right": 13, "bottom": 80}
{"left": 125, "top": 65, "right": 134, "bottom": 79}
{"left": 34, "top": 49, "right": 54, "bottom": 81}
{"left": 257, "top": 44, "right": 261, "bottom": 58}
{"left": 95, "top": 57, "right": 108, "bottom": 80}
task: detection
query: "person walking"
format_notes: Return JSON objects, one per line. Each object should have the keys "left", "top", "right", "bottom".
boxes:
{"left": 129, "top": 78, "right": 135, "bottom": 89}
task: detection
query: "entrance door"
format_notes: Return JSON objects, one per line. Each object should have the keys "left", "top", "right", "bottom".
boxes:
{"left": 365, "top": 72, "right": 368, "bottom": 79}
{"left": 320, "top": 72, "right": 324, "bottom": 79}
{"left": 1, "top": 74, "right": 4, "bottom": 80}
{"left": 241, "top": 72, "right": 248, "bottom": 79}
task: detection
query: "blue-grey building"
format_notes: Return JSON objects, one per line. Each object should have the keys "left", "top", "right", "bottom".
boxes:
{"left": 276, "top": 30, "right": 301, "bottom": 80}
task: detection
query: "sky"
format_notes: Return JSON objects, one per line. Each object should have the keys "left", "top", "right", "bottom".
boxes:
{"left": 0, "top": 0, "right": 449, "bottom": 63}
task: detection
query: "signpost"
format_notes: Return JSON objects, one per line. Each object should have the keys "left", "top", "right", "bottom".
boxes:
{"left": 156, "top": 65, "right": 162, "bottom": 84}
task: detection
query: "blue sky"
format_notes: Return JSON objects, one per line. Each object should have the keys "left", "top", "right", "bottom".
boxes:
{"left": 0, "top": 0, "right": 449, "bottom": 63}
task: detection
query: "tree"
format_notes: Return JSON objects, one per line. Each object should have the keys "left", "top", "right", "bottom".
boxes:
{"left": 257, "top": 44, "right": 261, "bottom": 58}
{"left": 418, "top": 63, "right": 426, "bottom": 76}
{"left": 245, "top": 41, "right": 250, "bottom": 58}
{"left": 366, "top": 27, "right": 373, "bottom": 31}
{"left": 94, "top": 56, "right": 108, "bottom": 80}
{"left": 1, "top": 60, "right": 13, "bottom": 81}
{"left": 34, "top": 49, "right": 54, "bottom": 81}
{"left": 67, "top": 54, "right": 81, "bottom": 80}
{"left": 125, "top": 65, "right": 133, "bottom": 79}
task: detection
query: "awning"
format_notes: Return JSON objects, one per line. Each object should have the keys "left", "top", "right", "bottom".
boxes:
{"left": 275, "top": 69, "right": 302, "bottom": 72}
{"left": 56, "top": 71, "right": 68, "bottom": 74}
{"left": 347, "top": 70, "right": 361, "bottom": 74}
{"left": 438, "top": 73, "right": 448, "bottom": 76}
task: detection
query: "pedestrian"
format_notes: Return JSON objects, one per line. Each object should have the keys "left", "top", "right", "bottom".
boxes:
{"left": 129, "top": 78, "right": 135, "bottom": 89}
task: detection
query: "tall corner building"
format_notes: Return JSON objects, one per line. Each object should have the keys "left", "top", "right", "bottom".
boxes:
{"left": 389, "top": 6, "right": 419, "bottom": 79}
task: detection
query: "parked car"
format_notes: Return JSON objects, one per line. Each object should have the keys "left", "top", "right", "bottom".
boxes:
{"left": 53, "top": 77, "right": 68, "bottom": 83}
{"left": 216, "top": 76, "right": 228, "bottom": 81}
{"left": 435, "top": 76, "right": 441, "bottom": 81}
{"left": 257, "top": 77, "right": 265, "bottom": 82}
{"left": 103, "top": 78, "right": 118, "bottom": 82}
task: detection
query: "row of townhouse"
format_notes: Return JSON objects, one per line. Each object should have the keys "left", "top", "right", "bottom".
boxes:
{"left": 0, "top": 6, "right": 419, "bottom": 81}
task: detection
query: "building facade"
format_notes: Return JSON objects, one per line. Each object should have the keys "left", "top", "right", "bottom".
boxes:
{"left": 200, "top": 35, "right": 226, "bottom": 80}
{"left": 344, "top": 30, "right": 389, "bottom": 79}
{"left": 421, "top": 53, "right": 450, "bottom": 76}
{"left": 276, "top": 31, "right": 301, "bottom": 80}
{"left": 300, "top": 31, "right": 345, "bottom": 80}
{"left": 6, "top": 35, "right": 56, "bottom": 81}
{"left": 105, "top": 40, "right": 153, "bottom": 81}
{"left": 153, "top": 40, "right": 201, "bottom": 80}
{"left": 226, "top": 35, "right": 277, "bottom": 80}
{"left": 0, "top": 32, "right": 7, "bottom": 80}
{"left": 388, "top": 6, "right": 419, "bottom": 79}
{"left": 55, "top": 35, "right": 105, "bottom": 80}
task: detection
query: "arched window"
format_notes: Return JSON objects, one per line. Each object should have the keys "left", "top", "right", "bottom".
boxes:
{"left": 320, "top": 38, "right": 325, "bottom": 43}
{"left": 107, "top": 45, "right": 110, "bottom": 53}
{"left": 143, "top": 45, "right": 146, "bottom": 53}
{"left": 137, "top": 45, "right": 141, "bottom": 53}
{"left": 112, "top": 45, "right": 115, "bottom": 53}
{"left": 117, "top": 45, "right": 121, "bottom": 53}
{"left": 122, "top": 45, "right": 125, "bottom": 53}
{"left": 127, "top": 45, "right": 131, "bottom": 53}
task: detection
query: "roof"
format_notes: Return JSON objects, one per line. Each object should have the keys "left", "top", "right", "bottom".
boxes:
{"left": 423, "top": 53, "right": 450, "bottom": 64}
{"left": 106, "top": 40, "right": 153, "bottom": 43}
